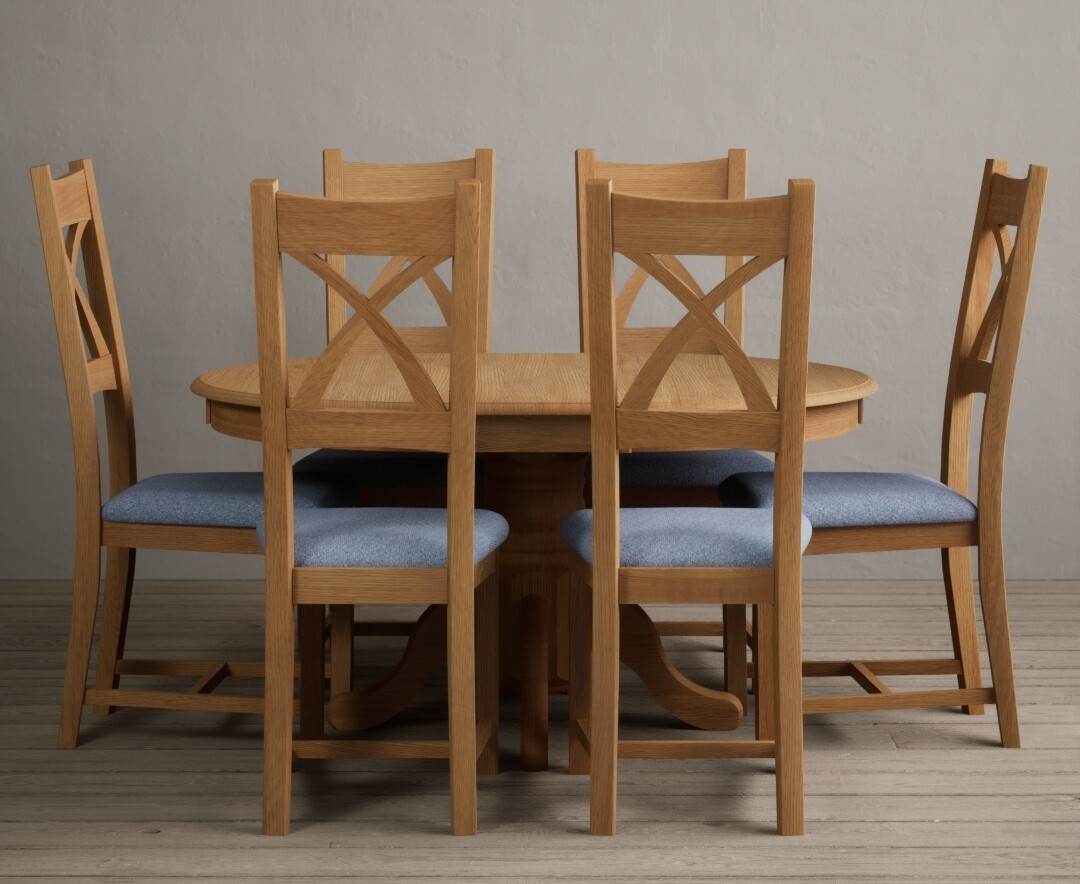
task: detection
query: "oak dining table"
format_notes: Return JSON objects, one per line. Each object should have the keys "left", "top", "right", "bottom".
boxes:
{"left": 191, "top": 350, "right": 877, "bottom": 769}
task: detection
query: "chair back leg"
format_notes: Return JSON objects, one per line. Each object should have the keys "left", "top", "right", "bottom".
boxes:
{"left": 58, "top": 531, "right": 102, "bottom": 748}
{"left": 977, "top": 525, "right": 1021, "bottom": 747}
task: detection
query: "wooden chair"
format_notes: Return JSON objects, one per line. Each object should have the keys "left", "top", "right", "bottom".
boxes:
{"left": 293, "top": 150, "right": 495, "bottom": 698}
{"left": 30, "top": 159, "right": 355, "bottom": 749}
{"left": 576, "top": 149, "right": 771, "bottom": 709}
{"left": 719, "top": 159, "right": 1048, "bottom": 746}
{"left": 251, "top": 177, "right": 505, "bottom": 835}
{"left": 564, "top": 178, "right": 817, "bottom": 834}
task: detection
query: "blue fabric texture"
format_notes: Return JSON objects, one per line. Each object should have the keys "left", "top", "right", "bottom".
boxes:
{"left": 559, "top": 507, "right": 811, "bottom": 568}
{"left": 293, "top": 449, "right": 485, "bottom": 489}
{"left": 258, "top": 507, "right": 510, "bottom": 568}
{"left": 101, "top": 472, "right": 356, "bottom": 528}
{"left": 718, "top": 471, "right": 978, "bottom": 529}
{"left": 585, "top": 449, "right": 773, "bottom": 488}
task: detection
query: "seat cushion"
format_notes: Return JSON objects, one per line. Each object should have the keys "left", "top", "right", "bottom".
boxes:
{"left": 718, "top": 471, "right": 978, "bottom": 529}
{"left": 559, "top": 507, "right": 811, "bottom": 568}
{"left": 585, "top": 449, "right": 773, "bottom": 488}
{"left": 258, "top": 507, "right": 510, "bottom": 568}
{"left": 101, "top": 472, "right": 356, "bottom": 528}
{"left": 293, "top": 449, "right": 485, "bottom": 489}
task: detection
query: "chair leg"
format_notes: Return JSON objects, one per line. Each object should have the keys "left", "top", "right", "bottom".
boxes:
{"left": 519, "top": 593, "right": 549, "bottom": 771}
{"left": 298, "top": 605, "right": 325, "bottom": 740}
{"left": 770, "top": 502, "right": 805, "bottom": 835}
{"left": 589, "top": 594, "right": 619, "bottom": 836}
{"left": 476, "top": 573, "right": 500, "bottom": 776}
{"left": 723, "top": 603, "right": 748, "bottom": 708}
{"left": 754, "top": 604, "right": 776, "bottom": 742}
{"left": 977, "top": 528, "right": 1021, "bottom": 748}
{"left": 328, "top": 604, "right": 354, "bottom": 697}
{"left": 58, "top": 534, "right": 101, "bottom": 749}
{"left": 774, "top": 593, "right": 805, "bottom": 835}
{"left": 941, "top": 547, "right": 985, "bottom": 715}
{"left": 263, "top": 584, "right": 295, "bottom": 835}
{"left": 447, "top": 590, "right": 478, "bottom": 835}
{"left": 568, "top": 571, "right": 591, "bottom": 775}
{"left": 92, "top": 546, "right": 136, "bottom": 715}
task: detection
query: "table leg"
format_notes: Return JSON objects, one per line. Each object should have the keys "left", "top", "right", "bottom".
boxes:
{"left": 324, "top": 453, "right": 745, "bottom": 756}
{"left": 519, "top": 594, "right": 549, "bottom": 771}
{"left": 619, "top": 604, "right": 744, "bottom": 730}
{"left": 326, "top": 605, "right": 446, "bottom": 732}
{"left": 483, "top": 453, "right": 588, "bottom": 771}
{"left": 322, "top": 451, "right": 587, "bottom": 746}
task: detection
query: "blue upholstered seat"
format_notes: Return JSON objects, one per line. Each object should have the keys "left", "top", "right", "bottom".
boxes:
{"left": 718, "top": 471, "right": 978, "bottom": 529}
{"left": 559, "top": 507, "right": 811, "bottom": 568}
{"left": 257, "top": 507, "right": 509, "bottom": 568}
{"left": 585, "top": 449, "right": 773, "bottom": 488}
{"left": 293, "top": 449, "right": 484, "bottom": 489}
{"left": 101, "top": 472, "right": 356, "bottom": 528}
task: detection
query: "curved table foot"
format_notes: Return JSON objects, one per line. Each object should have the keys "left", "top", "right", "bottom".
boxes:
{"left": 327, "top": 605, "right": 446, "bottom": 733}
{"left": 620, "top": 605, "right": 744, "bottom": 730}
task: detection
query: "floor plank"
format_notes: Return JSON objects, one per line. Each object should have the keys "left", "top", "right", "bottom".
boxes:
{"left": 1, "top": 579, "right": 1078, "bottom": 880}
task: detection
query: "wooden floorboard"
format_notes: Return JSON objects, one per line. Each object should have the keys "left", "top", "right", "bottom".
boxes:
{"left": 1, "top": 579, "right": 1078, "bottom": 880}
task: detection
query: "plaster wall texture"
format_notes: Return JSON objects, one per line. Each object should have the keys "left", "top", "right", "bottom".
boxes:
{"left": 1, "top": 0, "right": 1077, "bottom": 580}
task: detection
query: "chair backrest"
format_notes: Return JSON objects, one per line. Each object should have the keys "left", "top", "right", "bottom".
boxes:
{"left": 576, "top": 149, "right": 747, "bottom": 353}
{"left": 323, "top": 149, "right": 495, "bottom": 352}
{"left": 583, "top": 178, "right": 815, "bottom": 572}
{"left": 251, "top": 177, "right": 482, "bottom": 566}
{"left": 940, "top": 160, "right": 1047, "bottom": 514}
{"left": 31, "top": 159, "right": 137, "bottom": 523}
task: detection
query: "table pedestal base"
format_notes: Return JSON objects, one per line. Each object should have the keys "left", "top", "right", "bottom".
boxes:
{"left": 323, "top": 453, "right": 746, "bottom": 768}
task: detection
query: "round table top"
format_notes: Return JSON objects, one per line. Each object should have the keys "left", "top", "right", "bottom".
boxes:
{"left": 192, "top": 352, "right": 876, "bottom": 450}
{"left": 193, "top": 351, "right": 876, "bottom": 414}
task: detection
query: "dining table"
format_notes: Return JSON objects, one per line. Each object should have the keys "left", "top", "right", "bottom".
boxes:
{"left": 191, "top": 350, "right": 877, "bottom": 768}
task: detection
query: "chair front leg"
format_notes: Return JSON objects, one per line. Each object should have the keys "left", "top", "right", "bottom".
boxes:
{"left": 447, "top": 587, "right": 478, "bottom": 835}
{"left": 568, "top": 569, "right": 591, "bottom": 775}
{"left": 754, "top": 604, "right": 776, "bottom": 741}
{"left": 93, "top": 545, "right": 136, "bottom": 715}
{"left": 263, "top": 581, "right": 296, "bottom": 835}
{"left": 723, "top": 603, "right": 748, "bottom": 708}
{"left": 589, "top": 592, "right": 619, "bottom": 836}
{"left": 476, "top": 572, "right": 500, "bottom": 776}
{"left": 940, "top": 546, "right": 985, "bottom": 715}
{"left": 298, "top": 604, "right": 326, "bottom": 740}
{"left": 773, "top": 594, "right": 805, "bottom": 836}
{"left": 328, "top": 604, "right": 354, "bottom": 697}
{"left": 519, "top": 593, "right": 549, "bottom": 771}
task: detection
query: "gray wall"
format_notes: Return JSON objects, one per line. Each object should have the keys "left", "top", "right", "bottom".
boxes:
{"left": 2, "top": 0, "right": 1077, "bottom": 580}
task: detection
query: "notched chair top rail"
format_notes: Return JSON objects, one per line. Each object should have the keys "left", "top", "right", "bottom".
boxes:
{"left": 610, "top": 192, "right": 792, "bottom": 256}
{"left": 986, "top": 172, "right": 1029, "bottom": 228}
{"left": 50, "top": 167, "right": 93, "bottom": 227}
{"left": 340, "top": 156, "right": 478, "bottom": 198}
{"left": 275, "top": 191, "right": 458, "bottom": 255}
{"left": 591, "top": 156, "right": 738, "bottom": 200}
